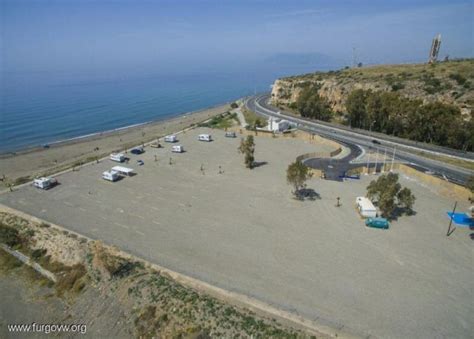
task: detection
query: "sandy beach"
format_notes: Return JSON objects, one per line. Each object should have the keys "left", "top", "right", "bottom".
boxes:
{"left": 0, "top": 104, "right": 230, "bottom": 182}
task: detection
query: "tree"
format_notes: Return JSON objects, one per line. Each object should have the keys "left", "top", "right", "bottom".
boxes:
{"left": 286, "top": 161, "right": 312, "bottom": 199}
{"left": 345, "top": 89, "right": 368, "bottom": 128}
{"left": 397, "top": 187, "right": 416, "bottom": 213}
{"left": 366, "top": 173, "right": 415, "bottom": 218}
{"left": 230, "top": 102, "right": 239, "bottom": 109}
{"left": 296, "top": 85, "right": 333, "bottom": 121}
{"left": 238, "top": 135, "right": 255, "bottom": 169}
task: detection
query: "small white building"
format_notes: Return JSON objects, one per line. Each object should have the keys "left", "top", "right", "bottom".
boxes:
{"left": 356, "top": 197, "right": 377, "bottom": 218}
{"left": 164, "top": 135, "right": 177, "bottom": 143}
{"left": 102, "top": 170, "right": 119, "bottom": 182}
{"left": 267, "top": 117, "right": 290, "bottom": 132}
{"left": 110, "top": 153, "right": 125, "bottom": 162}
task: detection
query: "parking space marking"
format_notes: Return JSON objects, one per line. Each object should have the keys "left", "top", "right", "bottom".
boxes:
{"left": 114, "top": 222, "right": 129, "bottom": 229}
{"left": 135, "top": 230, "right": 145, "bottom": 236}
{"left": 152, "top": 220, "right": 161, "bottom": 225}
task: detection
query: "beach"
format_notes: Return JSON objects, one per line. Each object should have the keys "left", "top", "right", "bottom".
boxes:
{"left": 0, "top": 104, "right": 230, "bottom": 182}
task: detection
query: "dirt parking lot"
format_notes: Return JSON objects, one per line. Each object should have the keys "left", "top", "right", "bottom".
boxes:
{"left": 0, "top": 127, "right": 472, "bottom": 338}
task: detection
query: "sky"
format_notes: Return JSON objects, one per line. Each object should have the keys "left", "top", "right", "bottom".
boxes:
{"left": 1, "top": 0, "right": 473, "bottom": 75}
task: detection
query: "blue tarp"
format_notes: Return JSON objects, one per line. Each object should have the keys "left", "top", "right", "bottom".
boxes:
{"left": 447, "top": 212, "right": 474, "bottom": 227}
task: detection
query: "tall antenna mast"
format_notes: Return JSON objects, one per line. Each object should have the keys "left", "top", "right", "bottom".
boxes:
{"left": 352, "top": 46, "right": 357, "bottom": 68}
{"left": 428, "top": 34, "right": 441, "bottom": 64}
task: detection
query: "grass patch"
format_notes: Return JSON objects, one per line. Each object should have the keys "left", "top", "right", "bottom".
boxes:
{"left": 415, "top": 152, "right": 474, "bottom": 171}
{"left": 199, "top": 112, "right": 238, "bottom": 129}
{"left": 242, "top": 108, "right": 266, "bottom": 128}
{"left": 0, "top": 248, "right": 23, "bottom": 271}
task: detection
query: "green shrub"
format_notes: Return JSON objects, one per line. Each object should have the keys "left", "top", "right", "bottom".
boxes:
{"left": 0, "top": 223, "right": 21, "bottom": 247}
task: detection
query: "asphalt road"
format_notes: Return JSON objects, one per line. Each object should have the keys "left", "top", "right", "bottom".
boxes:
{"left": 245, "top": 94, "right": 474, "bottom": 186}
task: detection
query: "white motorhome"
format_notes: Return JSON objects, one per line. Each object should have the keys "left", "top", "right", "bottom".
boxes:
{"left": 33, "top": 177, "right": 57, "bottom": 190}
{"left": 198, "top": 134, "right": 212, "bottom": 142}
{"left": 172, "top": 145, "right": 184, "bottom": 153}
{"left": 110, "top": 153, "right": 125, "bottom": 162}
{"left": 356, "top": 197, "right": 377, "bottom": 218}
{"left": 164, "top": 135, "right": 177, "bottom": 143}
{"left": 102, "top": 170, "right": 119, "bottom": 182}
{"left": 111, "top": 166, "right": 134, "bottom": 176}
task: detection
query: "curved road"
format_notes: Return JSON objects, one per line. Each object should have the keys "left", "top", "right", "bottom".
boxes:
{"left": 245, "top": 94, "right": 473, "bottom": 186}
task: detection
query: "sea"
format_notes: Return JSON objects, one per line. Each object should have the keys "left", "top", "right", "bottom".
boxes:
{"left": 0, "top": 64, "right": 331, "bottom": 153}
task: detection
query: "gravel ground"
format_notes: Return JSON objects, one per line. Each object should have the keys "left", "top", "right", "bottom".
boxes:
{"left": 0, "top": 127, "right": 472, "bottom": 338}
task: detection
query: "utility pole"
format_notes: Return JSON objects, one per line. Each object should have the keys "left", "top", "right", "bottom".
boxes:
{"left": 390, "top": 147, "right": 396, "bottom": 172}
{"left": 365, "top": 148, "right": 371, "bottom": 175}
{"left": 446, "top": 201, "right": 457, "bottom": 236}
{"left": 374, "top": 149, "right": 379, "bottom": 174}
{"left": 383, "top": 148, "right": 387, "bottom": 173}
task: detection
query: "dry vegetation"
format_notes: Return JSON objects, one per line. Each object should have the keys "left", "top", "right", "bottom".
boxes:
{"left": 0, "top": 211, "right": 320, "bottom": 338}
{"left": 274, "top": 59, "right": 474, "bottom": 116}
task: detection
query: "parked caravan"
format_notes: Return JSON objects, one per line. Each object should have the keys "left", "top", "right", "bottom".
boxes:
{"left": 225, "top": 131, "right": 236, "bottom": 138}
{"left": 102, "top": 170, "right": 119, "bottom": 182}
{"left": 110, "top": 153, "right": 125, "bottom": 162}
{"left": 164, "top": 135, "right": 177, "bottom": 143}
{"left": 355, "top": 197, "right": 377, "bottom": 218}
{"left": 198, "top": 134, "right": 212, "bottom": 142}
{"left": 33, "top": 177, "right": 57, "bottom": 190}
{"left": 111, "top": 166, "right": 134, "bottom": 176}
{"left": 172, "top": 145, "right": 184, "bottom": 153}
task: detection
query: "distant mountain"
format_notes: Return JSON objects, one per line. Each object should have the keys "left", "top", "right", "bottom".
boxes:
{"left": 264, "top": 52, "right": 341, "bottom": 68}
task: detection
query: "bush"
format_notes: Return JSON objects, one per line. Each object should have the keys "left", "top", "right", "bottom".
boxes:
{"left": 56, "top": 264, "right": 87, "bottom": 296}
{"left": 0, "top": 223, "right": 21, "bottom": 247}
{"left": 449, "top": 73, "right": 467, "bottom": 85}
{"left": 31, "top": 248, "right": 47, "bottom": 260}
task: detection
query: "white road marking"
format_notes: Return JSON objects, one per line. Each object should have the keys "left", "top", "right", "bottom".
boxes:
{"left": 135, "top": 230, "right": 145, "bottom": 236}
{"left": 79, "top": 207, "right": 86, "bottom": 212}
{"left": 152, "top": 220, "right": 161, "bottom": 225}
{"left": 114, "top": 222, "right": 129, "bottom": 229}
{"left": 64, "top": 201, "right": 73, "bottom": 207}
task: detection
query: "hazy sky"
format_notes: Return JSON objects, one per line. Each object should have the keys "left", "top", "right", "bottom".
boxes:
{"left": 2, "top": 0, "right": 473, "bottom": 74}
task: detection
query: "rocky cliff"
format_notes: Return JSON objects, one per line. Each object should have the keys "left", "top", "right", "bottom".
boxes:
{"left": 271, "top": 59, "right": 473, "bottom": 118}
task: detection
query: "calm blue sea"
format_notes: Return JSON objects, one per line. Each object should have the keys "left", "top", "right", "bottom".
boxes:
{"left": 0, "top": 65, "right": 328, "bottom": 153}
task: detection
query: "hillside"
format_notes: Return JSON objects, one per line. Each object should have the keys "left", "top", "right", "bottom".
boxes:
{"left": 271, "top": 59, "right": 474, "bottom": 118}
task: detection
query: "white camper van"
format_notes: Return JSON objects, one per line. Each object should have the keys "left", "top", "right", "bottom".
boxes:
{"left": 33, "top": 177, "right": 57, "bottom": 190}
{"left": 198, "top": 134, "right": 212, "bottom": 142}
{"left": 110, "top": 153, "right": 125, "bottom": 162}
{"left": 172, "top": 145, "right": 184, "bottom": 153}
{"left": 356, "top": 197, "right": 377, "bottom": 218}
{"left": 102, "top": 170, "right": 119, "bottom": 182}
{"left": 164, "top": 135, "right": 177, "bottom": 143}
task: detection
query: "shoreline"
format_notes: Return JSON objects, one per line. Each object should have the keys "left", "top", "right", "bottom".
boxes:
{"left": 0, "top": 101, "right": 236, "bottom": 158}
{"left": 0, "top": 102, "right": 232, "bottom": 182}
